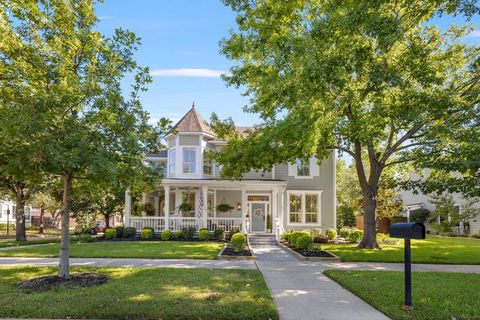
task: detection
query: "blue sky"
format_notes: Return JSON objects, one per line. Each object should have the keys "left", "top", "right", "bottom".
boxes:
{"left": 95, "top": 1, "right": 479, "bottom": 127}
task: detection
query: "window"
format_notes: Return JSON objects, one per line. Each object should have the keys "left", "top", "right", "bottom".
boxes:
{"left": 296, "top": 159, "right": 310, "bottom": 176}
{"left": 248, "top": 195, "right": 270, "bottom": 202}
{"left": 288, "top": 191, "right": 321, "bottom": 225}
{"left": 183, "top": 148, "right": 196, "bottom": 173}
{"left": 305, "top": 194, "right": 319, "bottom": 223}
{"left": 289, "top": 194, "right": 302, "bottom": 223}
{"left": 168, "top": 149, "right": 176, "bottom": 176}
{"left": 181, "top": 191, "right": 196, "bottom": 217}
{"left": 203, "top": 158, "right": 213, "bottom": 176}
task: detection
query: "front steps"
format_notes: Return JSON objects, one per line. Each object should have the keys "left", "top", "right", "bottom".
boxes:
{"left": 248, "top": 234, "right": 277, "bottom": 246}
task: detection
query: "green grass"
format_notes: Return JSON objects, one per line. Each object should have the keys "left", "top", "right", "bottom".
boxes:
{"left": 325, "top": 270, "right": 480, "bottom": 320}
{"left": 0, "top": 266, "right": 277, "bottom": 319}
{"left": 0, "top": 241, "right": 223, "bottom": 259}
{"left": 322, "top": 235, "right": 480, "bottom": 264}
{"left": 0, "top": 238, "right": 61, "bottom": 248}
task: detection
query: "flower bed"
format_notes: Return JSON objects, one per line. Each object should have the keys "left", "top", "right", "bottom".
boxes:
{"left": 278, "top": 241, "right": 339, "bottom": 261}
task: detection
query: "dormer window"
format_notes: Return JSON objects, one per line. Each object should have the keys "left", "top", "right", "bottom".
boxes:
{"left": 296, "top": 159, "right": 310, "bottom": 176}
{"left": 183, "top": 148, "right": 196, "bottom": 174}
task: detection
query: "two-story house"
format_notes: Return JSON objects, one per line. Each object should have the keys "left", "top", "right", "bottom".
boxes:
{"left": 123, "top": 105, "right": 336, "bottom": 239}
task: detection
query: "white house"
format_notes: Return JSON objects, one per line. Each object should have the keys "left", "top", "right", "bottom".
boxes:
{"left": 123, "top": 105, "right": 336, "bottom": 239}
{"left": 0, "top": 199, "right": 32, "bottom": 227}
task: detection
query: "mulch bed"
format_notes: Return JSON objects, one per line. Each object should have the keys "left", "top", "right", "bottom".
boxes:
{"left": 221, "top": 246, "right": 253, "bottom": 257}
{"left": 16, "top": 272, "right": 109, "bottom": 292}
{"left": 291, "top": 247, "right": 336, "bottom": 257}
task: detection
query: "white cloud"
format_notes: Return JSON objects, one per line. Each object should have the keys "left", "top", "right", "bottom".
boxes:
{"left": 150, "top": 68, "right": 227, "bottom": 78}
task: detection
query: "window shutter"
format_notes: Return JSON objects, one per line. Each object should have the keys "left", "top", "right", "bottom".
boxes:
{"left": 288, "top": 162, "right": 297, "bottom": 176}
{"left": 310, "top": 157, "right": 320, "bottom": 176}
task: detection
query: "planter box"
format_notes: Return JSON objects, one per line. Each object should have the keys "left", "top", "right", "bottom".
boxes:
{"left": 278, "top": 241, "right": 340, "bottom": 261}
{"left": 217, "top": 243, "right": 256, "bottom": 260}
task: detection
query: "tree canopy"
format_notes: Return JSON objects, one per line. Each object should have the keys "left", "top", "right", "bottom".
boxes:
{"left": 215, "top": 0, "right": 480, "bottom": 248}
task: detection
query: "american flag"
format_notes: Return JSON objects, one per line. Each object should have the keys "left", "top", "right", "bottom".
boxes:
{"left": 197, "top": 190, "right": 204, "bottom": 218}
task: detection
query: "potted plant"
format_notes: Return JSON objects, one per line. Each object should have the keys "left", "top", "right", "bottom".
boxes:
{"left": 266, "top": 213, "right": 272, "bottom": 233}
{"left": 178, "top": 202, "right": 193, "bottom": 214}
{"left": 216, "top": 202, "right": 234, "bottom": 213}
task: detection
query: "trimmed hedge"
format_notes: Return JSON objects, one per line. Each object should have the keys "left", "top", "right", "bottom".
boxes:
{"left": 231, "top": 233, "right": 246, "bottom": 253}
{"left": 214, "top": 229, "right": 224, "bottom": 241}
{"left": 115, "top": 226, "right": 124, "bottom": 238}
{"left": 141, "top": 228, "right": 154, "bottom": 240}
{"left": 348, "top": 230, "right": 363, "bottom": 243}
{"left": 338, "top": 227, "right": 354, "bottom": 238}
{"left": 296, "top": 234, "right": 313, "bottom": 249}
{"left": 161, "top": 229, "right": 173, "bottom": 241}
{"left": 104, "top": 228, "right": 116, "bottom": 240}
{"left": 326, "top": 228, "right": 337, "bottom": 240}
{"left": 199, "top": 229, "right": 209, "bottom": 241}
{"left": 123, "top": 227, "right": 136, "bottom": 239}
{"left": 290, "top": 231, "right": 310, "bottom": 247}
{"left": 175, "top": 230, "right": 185, "bottom": 240}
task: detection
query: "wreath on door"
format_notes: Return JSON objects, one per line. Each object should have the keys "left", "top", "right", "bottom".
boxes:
{"left": 254, "top": 208, "right": 263, "bottom": 218}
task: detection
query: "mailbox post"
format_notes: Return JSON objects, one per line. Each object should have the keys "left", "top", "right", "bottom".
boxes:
{"left": 390, "top": 222, "right": 425, "bottom": 311}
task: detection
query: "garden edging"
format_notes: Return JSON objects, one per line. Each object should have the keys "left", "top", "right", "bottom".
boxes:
{"left": 278, "top": 241, "right": 340, "bottom": 261}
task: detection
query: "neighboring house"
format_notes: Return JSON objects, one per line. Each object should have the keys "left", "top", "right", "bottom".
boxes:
{"left": 0, "top": 199, "right": 32, "bottom": 226}
{"left": 123, "top": 105, "right": 336, "bottom": 239}
{"left": 400, "top": 172, "right": 480, "bottom": 235}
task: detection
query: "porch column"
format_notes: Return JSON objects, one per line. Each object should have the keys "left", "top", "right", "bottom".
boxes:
{"left": 272, "top": 188, "right": 279, "bottom": 241}
{"left": 164, "top": 186, "right": 170, "bottom": 230}
{"left": 202, "top": 186, "right": 208, "bottom": 229}
{"left": 141, "top": 193, "right": 147, "bottom": 217}
{"left": 241, "top": 186, "right": 247, "bottom": 233}
{"left": 124, "top": 190, "right": 132, "bottom": 227}
{"left": 154, "top": 195, "right": 160, "bottom": 216}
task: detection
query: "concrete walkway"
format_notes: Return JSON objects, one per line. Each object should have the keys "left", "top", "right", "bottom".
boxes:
{"left": 251, "top": 244, "right": 390, "bottom": 320}
{"left": 0, "top": 257, "right": 256, "bottom": 269}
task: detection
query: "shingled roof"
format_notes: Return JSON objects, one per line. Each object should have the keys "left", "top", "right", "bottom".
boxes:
{"left": 171, "top": 105, "right": 216, "bottom": 136}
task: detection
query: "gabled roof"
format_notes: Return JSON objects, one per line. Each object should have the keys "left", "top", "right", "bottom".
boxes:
{"left": 172, "top": 104, "right": 216, "bottom": 136}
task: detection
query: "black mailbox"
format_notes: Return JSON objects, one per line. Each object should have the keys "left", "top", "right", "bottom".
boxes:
{"left": 390, "top": 222, "right": 425, "bottom": 239}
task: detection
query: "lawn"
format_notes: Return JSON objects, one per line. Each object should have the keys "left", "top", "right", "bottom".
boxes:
{"left": 322, "top": 235, "right": 480, "bottom": 264}
{"left": 0, "top": 228, "right": 63, "bottom": 239}
{"left": 325, "top": 270, "right": 480, "bottom": 320}
{"left": 0, "top": 238, "right": 60, "bottom": 248}
{"left": 0, "top": 241, "right": 223, "bottom": 259}
{"left": 0, "top": 266, "right": 278, "bottom": 319}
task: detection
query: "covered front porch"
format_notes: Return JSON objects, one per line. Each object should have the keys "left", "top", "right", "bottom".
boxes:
{"left": 124, "top": 179, "right": 286, "bottom": 237}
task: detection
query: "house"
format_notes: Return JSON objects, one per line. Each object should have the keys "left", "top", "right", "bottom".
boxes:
{"left": 0, "top": 199, "right": 32, "bottom": 227}
{"left": 400, "top": 171, "right": 480, "bottom": 235}
{"left": 123, "top": 105, "right": 336, "bottom": 239}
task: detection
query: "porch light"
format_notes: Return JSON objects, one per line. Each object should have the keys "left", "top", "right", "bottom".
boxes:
{"left": 236, "top": 202, "right": 241, "bottom": 210}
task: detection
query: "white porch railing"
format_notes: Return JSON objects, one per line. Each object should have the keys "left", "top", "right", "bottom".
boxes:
{"left": 169, "top": 217, "right": 200, "bottom": 231}
{"left": 130, "top": 217, "right": 166, "bottom": 232}
{"left": 207, "top": 218, "right": 242, "bottom": 232}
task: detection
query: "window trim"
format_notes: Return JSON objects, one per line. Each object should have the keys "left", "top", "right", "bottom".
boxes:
{"left": 182, "top": 147, "right": 198, "bottom": 174}
{"left": 168, "top": 148, "right": 176, "bottom": 177}
{"left": 296, "top": 159, "right": 310, "bottom": 177}
{"left": 287, "top": 190, "right": 322, "bottom": 226}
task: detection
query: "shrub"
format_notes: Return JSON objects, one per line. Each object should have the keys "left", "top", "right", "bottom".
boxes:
{"left": 410, "top": 208, "right": 431, "bottom": 224}
{"left": 77, "top": 234, "right": 94, "bottom": 243}
{"left": 115, "top": 226, "right": 124, "bottom": 238}
{"left": 141, "top": 228, "right": 154, "bottom": 240}
{"left": 471, "top": 234, "right": 480, "bottom": 239}
{"left": 310, "top": 228, "right": 322, "bottom": 237}
{"left": 214, "top": 229, "right": 225, "bottom": 241}
{"left": 348, "top": 230, "right": 363, "bottom": 243}
{"left": 104, "top": 228, "right": 116, "bottom": 240}
{"left": 175, "top": 230, "right": 185, "bottom": 240}
{"left": 199, "top": 229, "right": 209, "bottom": 241}
{"left": 161, "top": 229, "right": 173, "bottom": 241}
{"left": 282, "top": 230, "right": 294, "bottom": 243}
{"left": 122, "top": 227, "right": 136, "bottom": 239}
{"left": 337, "top": 205, "right": 356, "bottom": 228}
{"left": 0, "top": 224, "right": 15, "bottom": 231}
{"left": 26, "top": 225, "right": 40, "bottom": 231}
{"left": 326, "top": 228, "right": 337, "bottom": 240}
{"left": 296, "top": 234, "right": 313, "bottom": 249}
{"left": 231, "top": 233, "right": 246, "bottom": 253}
{"left": 76, "top": 227, "right": 97, "bottom": 235}
{"left": 338, "top": 227, "right": 354, "bottom": 238}
{"left": 314, "top": 235, "right": 329, "bottom": 243}
{"left": 182, "top": 226, "right": 196, "bottom": 241}
{"left": 290, "top": 231, "right": 310, "bottom": 247}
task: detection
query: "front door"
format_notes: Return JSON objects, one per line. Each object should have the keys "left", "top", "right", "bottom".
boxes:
{"left": 251, "top": 203, "right": 266, "bottom": 232}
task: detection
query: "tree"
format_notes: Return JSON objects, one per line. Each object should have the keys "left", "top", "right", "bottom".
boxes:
{"left": 214, "top": 0, "right": 479, "bottom": 248}
{"left": 0, "top": 0, "right": 167, "bottom": 278}
{"left": 28, "top": 187, "right": 61, "bottom": 233}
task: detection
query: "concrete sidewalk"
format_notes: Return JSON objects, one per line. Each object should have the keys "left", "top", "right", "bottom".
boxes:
{"left": 252, "top": 244, "right": 390, "bottom": 320}
{"left": 314, "top": 261, "right": 480, "bottom": 273}
{"left": 0, "top": 257, "right": 257, "bottom": 269}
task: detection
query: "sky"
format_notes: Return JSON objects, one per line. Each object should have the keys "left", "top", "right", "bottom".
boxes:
{"left": 95, "top": 1, "right": 480, "bottom": 127}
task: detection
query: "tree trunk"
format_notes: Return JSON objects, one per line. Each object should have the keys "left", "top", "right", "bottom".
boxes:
{"left": 105, "top": 213, "right": 110, "bottom": 228}
{"left": 39, "top": 208, "right": 45, "bottom": 234}
{"left": 59, "top": 173, "right": 73, "bottom": 279}
{"left": 357, "top": 191, "right": 380, "bottom": 249}
{"left": 15, "top": 190, "right": 27, "bottom": 242}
